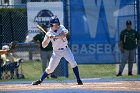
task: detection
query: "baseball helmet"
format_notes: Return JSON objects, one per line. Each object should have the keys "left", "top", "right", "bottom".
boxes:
{"left": 2, "top": 45, "right": 10, "bottom": 51}
{"left": 49, "top": 16, "right": 60, "bottom": 26}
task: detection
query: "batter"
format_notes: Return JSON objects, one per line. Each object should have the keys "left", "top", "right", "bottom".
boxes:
{"left": 32, "top": 16, "right": 83, "bottom": 85}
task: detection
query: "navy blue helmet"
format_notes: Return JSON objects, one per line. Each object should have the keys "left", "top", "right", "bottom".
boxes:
{"left": 49, "top": 16, "right": 60, "bottom": 26}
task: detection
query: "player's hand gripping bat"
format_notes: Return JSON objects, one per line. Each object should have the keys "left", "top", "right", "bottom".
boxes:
{"left": 37, "top": 24, "right": 54, "bottom": 38}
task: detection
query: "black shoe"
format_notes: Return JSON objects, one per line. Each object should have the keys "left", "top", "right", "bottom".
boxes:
{"left": 10, "top": 77, "right": 14, "bottom": 79}
{"left": 32, "top": 80, "right": 42, "bottom": 85}
{"left": 116, "top": 72, "right": 122, "bottom": 76}
{"left": 77, "top": 80, "right": 83, "bottom": 85}
{"left": 51, "top": 75, "right": 57, "bottom": 79}
{"left": 128, "top": 72, "right": 133, "bottom": 76}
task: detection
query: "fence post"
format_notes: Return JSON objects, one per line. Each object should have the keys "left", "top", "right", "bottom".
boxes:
{"left": 9, "top": 11, "right": 15, "bottom": 41}
{"left": 29, "top": 51, "right": 33, "bottom": 60}
{"left": 63, "top": 0, "right": 68, "bottom": 77}
{"left": 0, "top": 13, "right": 2, "bottom": 79}
{"left": 0, "top": 14, "right": 2, "bottom": 49}
{"left": 137, "top": 0, "right": 140, "bottom": 75}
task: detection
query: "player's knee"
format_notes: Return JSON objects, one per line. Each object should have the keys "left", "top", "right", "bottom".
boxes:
{"left": 70, "top": 61, "right": 77, "bottom": 68}
{"left": 45, "top": 68, "right": 54, "bottom": 74}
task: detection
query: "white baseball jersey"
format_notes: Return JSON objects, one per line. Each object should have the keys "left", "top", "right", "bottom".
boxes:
{"left": 43, "top": 25, "right": 68, "bottom": 50}
{"left": 42, "top": 25, "right": 77, "bottom": 74}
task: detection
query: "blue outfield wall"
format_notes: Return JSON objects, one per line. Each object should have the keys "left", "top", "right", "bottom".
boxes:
{"left": 69, "top": 0, "right": 137, "bottom": 64}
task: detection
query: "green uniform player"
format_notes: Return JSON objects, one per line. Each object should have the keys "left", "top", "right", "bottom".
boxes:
{"left": 33, "top": 32, "right": 57, "bottom": 78}
{"left": 117, "top": 20, "right": 140, "bottom": 76}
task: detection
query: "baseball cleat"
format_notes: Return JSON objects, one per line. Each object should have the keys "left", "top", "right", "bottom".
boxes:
{"left": 128, "top": 72, "right": 133, "bottom": 76}
{"left": 116, "top": 72, "right": 122, "bottom": 76}
{"left": 77, "top": 80, "right": 83, "bottom": 85}
{"left": 32, "top": 80, "right": 42, "bottom": 85}
{"left": 116, "top": 74, "right": 122, "bottom": 76}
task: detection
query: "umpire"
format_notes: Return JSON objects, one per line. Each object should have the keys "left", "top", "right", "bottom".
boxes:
{"left": 117, "top": 20, "right": 140, "bottom": 76}
{"left": 32, "top": 31, "right": 57, "bottom": 78}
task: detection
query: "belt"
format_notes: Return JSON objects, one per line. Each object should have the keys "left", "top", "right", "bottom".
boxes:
{"left": 58, "top": 46, "right": 67, "bottom": 50}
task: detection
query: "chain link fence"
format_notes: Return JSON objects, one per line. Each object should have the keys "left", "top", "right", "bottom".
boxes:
{"left": 0, "top": 0, "right": 68, "bottom": 80}
{"left": 0, "top": 8, "right": 27, "bottom": 43}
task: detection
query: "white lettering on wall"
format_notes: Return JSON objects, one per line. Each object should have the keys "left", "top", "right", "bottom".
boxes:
{"left": 71, "top": 44, "right": 112, "bottom": 55}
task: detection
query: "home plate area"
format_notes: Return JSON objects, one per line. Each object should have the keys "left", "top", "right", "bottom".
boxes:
{"left": 0, "top": 80, "right": 140, "bottom": 93}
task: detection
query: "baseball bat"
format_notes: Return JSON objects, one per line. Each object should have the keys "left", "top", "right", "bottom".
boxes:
{"left": 37, "top": 24, "right": 48, "bottom": 34}
{"left": 37, "top": 24, "right": 66, "bottom": 42}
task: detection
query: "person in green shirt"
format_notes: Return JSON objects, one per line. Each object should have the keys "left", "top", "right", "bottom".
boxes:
{"left": 33, "top": 31, "right": 57, "bottom": 78}
{"left": 117, "top": 20, "right": 140, "bottom": 76}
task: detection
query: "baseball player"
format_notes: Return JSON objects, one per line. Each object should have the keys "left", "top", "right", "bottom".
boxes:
{"left": 0, "top": 41, "right": 17, "bottom": 79}
{"left": 1, "top": 45, "right": 21, "bottom": 79}
{"left": 117, "top": 20, "right": 140, "bottom": 76}
{"left": 32, "top": 16, "right": 83, "bottom": 85}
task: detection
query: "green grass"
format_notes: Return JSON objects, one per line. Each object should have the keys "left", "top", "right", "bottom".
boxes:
{"left": 68, "top": 64, "right": 116, "bottom": 79}
{"left": 21, "top": 61, "right": 117, "bottom": 80}
{"left": 21, "top": 61, "right": 42, "bottom": 80}
{"left": 1, "top": 61, "right": 140, "bottom": 81}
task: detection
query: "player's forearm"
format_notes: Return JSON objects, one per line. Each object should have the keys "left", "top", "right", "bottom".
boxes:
{"left": 42, "top": 39, "right": 49, "bottom": 48}
{"left": 55, "top": 32, "right": 67, "bottom": 39}
{"left": 42, "top": 34, "right": 50, "bottom": 48}
{"left": 55, "top": 34, "right": 66, "bottom": 38}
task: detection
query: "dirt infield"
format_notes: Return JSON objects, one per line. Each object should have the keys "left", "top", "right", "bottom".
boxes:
{"left": 0, "top": 81, "right": 140, "bottom": 92}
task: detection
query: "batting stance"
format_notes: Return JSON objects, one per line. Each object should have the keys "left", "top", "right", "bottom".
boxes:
{"left": 32, "top": 16, "right": 83, "bottom": 85}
